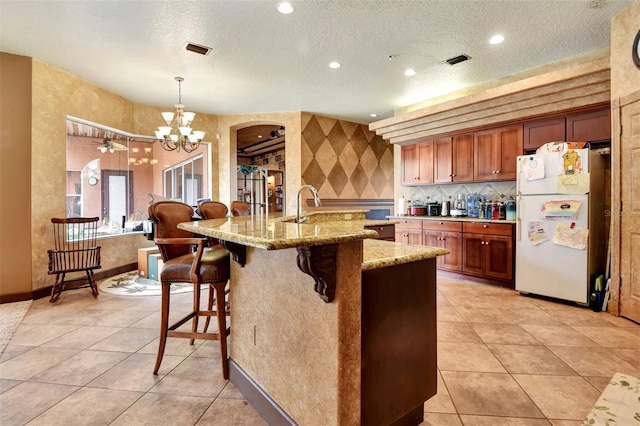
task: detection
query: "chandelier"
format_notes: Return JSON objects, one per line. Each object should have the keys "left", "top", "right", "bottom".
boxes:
{"left": 155, "top": 76, "right": 205, "bottom": 153}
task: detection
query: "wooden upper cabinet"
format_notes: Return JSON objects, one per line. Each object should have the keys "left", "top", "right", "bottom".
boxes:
{"left": 452, "top": 134, "right": 474, "bottom": 182}
{"left": 523, "top": 117, "right": 566, "bottom": 152}
{"left": 401, "top": 141, "right": 433, "bottom": 185}
{"left": 433, "top": 135, "right": 473, "bottom": 183}
{"left": 417, "top": 141, "right": 434, "bottom": 184}
{"left": 401, "top": 144, "right": 418, "bottom": 185}
{"left": 566, "top": 108, "right": 611, "bottom": 142}
{"left": 433, "top": 137, "right": 453, "bottom": 183}
{"left": 474, "top": 124, "right": 523, "bottom": 181}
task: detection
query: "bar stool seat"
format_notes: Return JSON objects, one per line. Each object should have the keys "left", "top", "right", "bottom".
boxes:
{"left": 148, "top": 201, "right": 231, "bottom": 379}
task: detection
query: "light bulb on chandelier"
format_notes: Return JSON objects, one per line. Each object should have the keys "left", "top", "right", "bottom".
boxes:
{"left": 155, "top": 76, "right": 205, "bottom": 153}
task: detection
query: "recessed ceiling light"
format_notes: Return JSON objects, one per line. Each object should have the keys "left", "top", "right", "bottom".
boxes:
{"left": 258, "top": 135, "right": 263, "bottom": 138}
{"left": 370, "top": 113, "right": 378, "bottom": 118}
{"left": 404, "top": 69, "right": 416, "bottom": 76}
{"left": 277, "top": 2, "right": 294, "bottom": 14}
{"left": 489, "top": 34, "right": 505, "bottom": 45}
{"left": 329, "top": 62, "right": 341, "bottom": 69}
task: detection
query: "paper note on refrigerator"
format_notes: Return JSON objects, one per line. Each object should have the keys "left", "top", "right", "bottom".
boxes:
{"left": 561, "top": 149, "right": 583, "bottom": 175}
{"left": 523, "top": 156, "right": 545, "bottom": 181}
{"left": 527, "top": 221, "right": 549, "bottom": 245}
{"left": 556, "top": 173, "right": 590, "bottom": 194}
{"left": 552, "top": 223, "right": 589, "bottom": 250}
{"left": 542, "top": 200, "right": 581, "bottom": 220}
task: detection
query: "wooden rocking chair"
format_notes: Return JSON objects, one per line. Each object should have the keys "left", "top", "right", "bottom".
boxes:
{"left": 47, "top": 217, "right": 101, "bottom": 302}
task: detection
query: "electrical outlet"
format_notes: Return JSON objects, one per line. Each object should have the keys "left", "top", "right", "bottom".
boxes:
{"left": 252, "top": 324, "right": 257, "bottom": 345}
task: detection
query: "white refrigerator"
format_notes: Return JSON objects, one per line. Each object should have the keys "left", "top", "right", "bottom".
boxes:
{"left": 515, "top": 148, "right": 606, "bottom": 304}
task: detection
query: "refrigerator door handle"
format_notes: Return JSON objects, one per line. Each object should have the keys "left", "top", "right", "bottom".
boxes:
{"left": 516, "top": 192, "right": 522, "bottom": 241}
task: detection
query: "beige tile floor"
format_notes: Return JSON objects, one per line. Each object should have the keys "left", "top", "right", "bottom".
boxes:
{"left": 1, "top": 274, "right": 639, "bottom": 426}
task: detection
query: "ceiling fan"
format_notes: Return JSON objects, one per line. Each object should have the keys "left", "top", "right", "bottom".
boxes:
{"left": 94, "top": 136, "right": 128, "bottom": 153}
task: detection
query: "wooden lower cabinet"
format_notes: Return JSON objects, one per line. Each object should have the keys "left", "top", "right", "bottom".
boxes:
{"left": 422, "top": 220, "right": 462, "bottom": 272}
{"left": 423, "top": 230, "right": 462, "bottom": 272}
{"left": 395, "top": 219, "right": 423, "bottom": 245}
{"left": 366, "top": 224, "right": 395, "bottom": 241}
{"left": 462, "top": 222, "right": 514, "bottom": 285}
{"left": 417, "top": 219, "right": 514, "bottom": 287}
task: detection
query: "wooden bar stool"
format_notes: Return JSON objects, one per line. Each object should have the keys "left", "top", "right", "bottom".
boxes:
{"left": 148, "top": 201, "right": 231, "bottom": 378}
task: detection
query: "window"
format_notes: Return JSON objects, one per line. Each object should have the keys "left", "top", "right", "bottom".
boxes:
{"left": 163, "top": 156, "right": 204, "bottom": 205}
{"left": 65, "top": 117, "right": 209, "bottom": 233}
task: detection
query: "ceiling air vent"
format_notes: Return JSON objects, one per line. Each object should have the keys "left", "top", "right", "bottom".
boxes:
{"left": 446, "top": 54, "right": 471, "bottom": 66}
{"left": 183, "top": 42, "right": 212, "bottom": 56}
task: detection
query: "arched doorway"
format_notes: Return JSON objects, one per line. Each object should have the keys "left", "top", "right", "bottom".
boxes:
{"left": 235, "top": 124, "right": 285, "bottom": 213}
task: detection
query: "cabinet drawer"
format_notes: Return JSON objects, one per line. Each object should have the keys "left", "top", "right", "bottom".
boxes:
{"left": 395, "top": 219, "right": 423, "bottom": 230}
{"left": 366, "top": 224, "right": 395, "bottom": 240}
{"left": 463, "top": 222, "right": 513, "bottom": 236}
{"left": 422, "top": 220, "right": 462, "bottom": 232}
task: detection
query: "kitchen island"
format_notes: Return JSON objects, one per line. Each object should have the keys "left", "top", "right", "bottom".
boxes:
{"left": 178, "top": 212, "right": 447, "bottom": 426}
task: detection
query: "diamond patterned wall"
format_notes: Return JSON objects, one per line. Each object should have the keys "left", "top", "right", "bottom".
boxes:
{"left": 301, "top": 113, "right": 394, "bottom": 199}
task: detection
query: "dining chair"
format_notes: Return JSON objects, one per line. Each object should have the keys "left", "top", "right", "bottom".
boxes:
{"left": 148, "top": 201, "right": 231, "bottom": 378}
{"left": 47, "top": 217, "right": 101, "bottom": 302}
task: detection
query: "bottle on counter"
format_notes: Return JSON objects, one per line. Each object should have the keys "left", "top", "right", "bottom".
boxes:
{"left": 491, "top": 202, "right": 499, "bottom": 220}
{"left": 484, "top": 200, "right": 492, "bottom": 220}
{"left": 498, "top": 202, "right": 506, "bottom": 220}
{"left": 506, "top": 196, "right": 517, "bottom": 220}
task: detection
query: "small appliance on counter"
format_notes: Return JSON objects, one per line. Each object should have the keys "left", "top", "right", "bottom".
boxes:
{"left": 441, "top": 201, "right": 450, "bottom": 216}
{"left": 426, "top": 202, "right": 441, "bottom": 216}
{"left": 450, "top": 193, "right": 467, "bottom": 217}
{"left": 407, "top": 201, "right": 427, "bottom": 216}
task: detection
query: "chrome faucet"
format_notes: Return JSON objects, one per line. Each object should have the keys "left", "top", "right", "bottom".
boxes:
{"left": 296, "top": 184, "right": 322, "bottom": 223}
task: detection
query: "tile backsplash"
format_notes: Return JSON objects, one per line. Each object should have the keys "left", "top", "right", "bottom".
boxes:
{"left": 398, "top": 181, "right": 517, "bottom": 206}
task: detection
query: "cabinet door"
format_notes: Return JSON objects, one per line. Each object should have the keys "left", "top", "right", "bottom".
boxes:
{"left": 475, "top": 125, "right": 523, "bottom": 181}
{"left": 497, "top": 125, "right": 523, "bottom": 180}
{"left": 401, "top": 145, "right": 419, "bottom": 185}
{"left": 462, "top": 234, "right": 485, "bottom": 276}
{"left": 473, "top": 130, "right": 498, "bottom": 181}
{"left": 440, "top": 231, "right": 462, "bottom": 272}
{"left": 484, "top": 235, "right": 513, "bottom": 280}
{"left": 452, "top": 134, "right": 474, "bottom": 182}
{"left": 396, "top": 229, "right": 422, "bottom": 245}
{"left": 417, "top": 141, "right": 434, "bottom": 184}
{"left": 566, "top": 108, "right": 611, "bottom": 142}
{"left": 422, "top": 230, "right": 441, "bottom": 257}
{"left": 433, "top": 137, "right": 453, "bottom": 183}
{"left": 523, "top": 117, "right": 565, "bottom": 152}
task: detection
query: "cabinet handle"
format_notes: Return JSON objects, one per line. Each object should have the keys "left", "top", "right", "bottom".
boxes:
{"left": 452, "top": 174, "right": 456, "bottom": 177}
{"left": 441, "top": 237, "right": 446, "bottom": 241}
{"left": 439, "top": 222, "right": 444, "bottom": 225}
{"left": 496, "top": 170, "right": 501, "bottom": 174}
{"left": 483, "top": 224, "right": 488, "bottom": 228}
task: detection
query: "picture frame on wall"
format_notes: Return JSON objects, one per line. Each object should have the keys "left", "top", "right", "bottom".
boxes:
{"left": 275, "top": 154, "right": 282, "bottom": 162}
{"left": 263, "top": 158, "right": 269, "bottom": 165}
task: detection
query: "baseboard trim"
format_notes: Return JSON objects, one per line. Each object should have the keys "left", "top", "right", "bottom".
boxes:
{"left": 0, "top": 263, "right": 137, "bottom": 304}
{"left": 229, "top": 359, "right": 296, "bottom": 425}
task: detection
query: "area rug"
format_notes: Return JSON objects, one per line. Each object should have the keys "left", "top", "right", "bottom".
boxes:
{"left": 0, "top": 300, "right": 32, "bottom": 356}
{"left": 98, "top": 271, "right": 193, "bottom": 296}
{"left": 582, "top": 372, "right": 640, "bottom": 425}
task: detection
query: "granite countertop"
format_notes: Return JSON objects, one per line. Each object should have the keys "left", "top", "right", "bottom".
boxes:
{"left": 388, "top": 215, "right": 517, "bottom": 224}
{"left": 178, "top": 214, "right": 379, "bottom": 250}
{"left": 362, "top": 239, "right": 449, "bottom": 271}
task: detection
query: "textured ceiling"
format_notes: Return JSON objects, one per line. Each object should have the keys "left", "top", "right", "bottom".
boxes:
{"left": 0, "top": 0, "right": 633, "bottom": 125}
